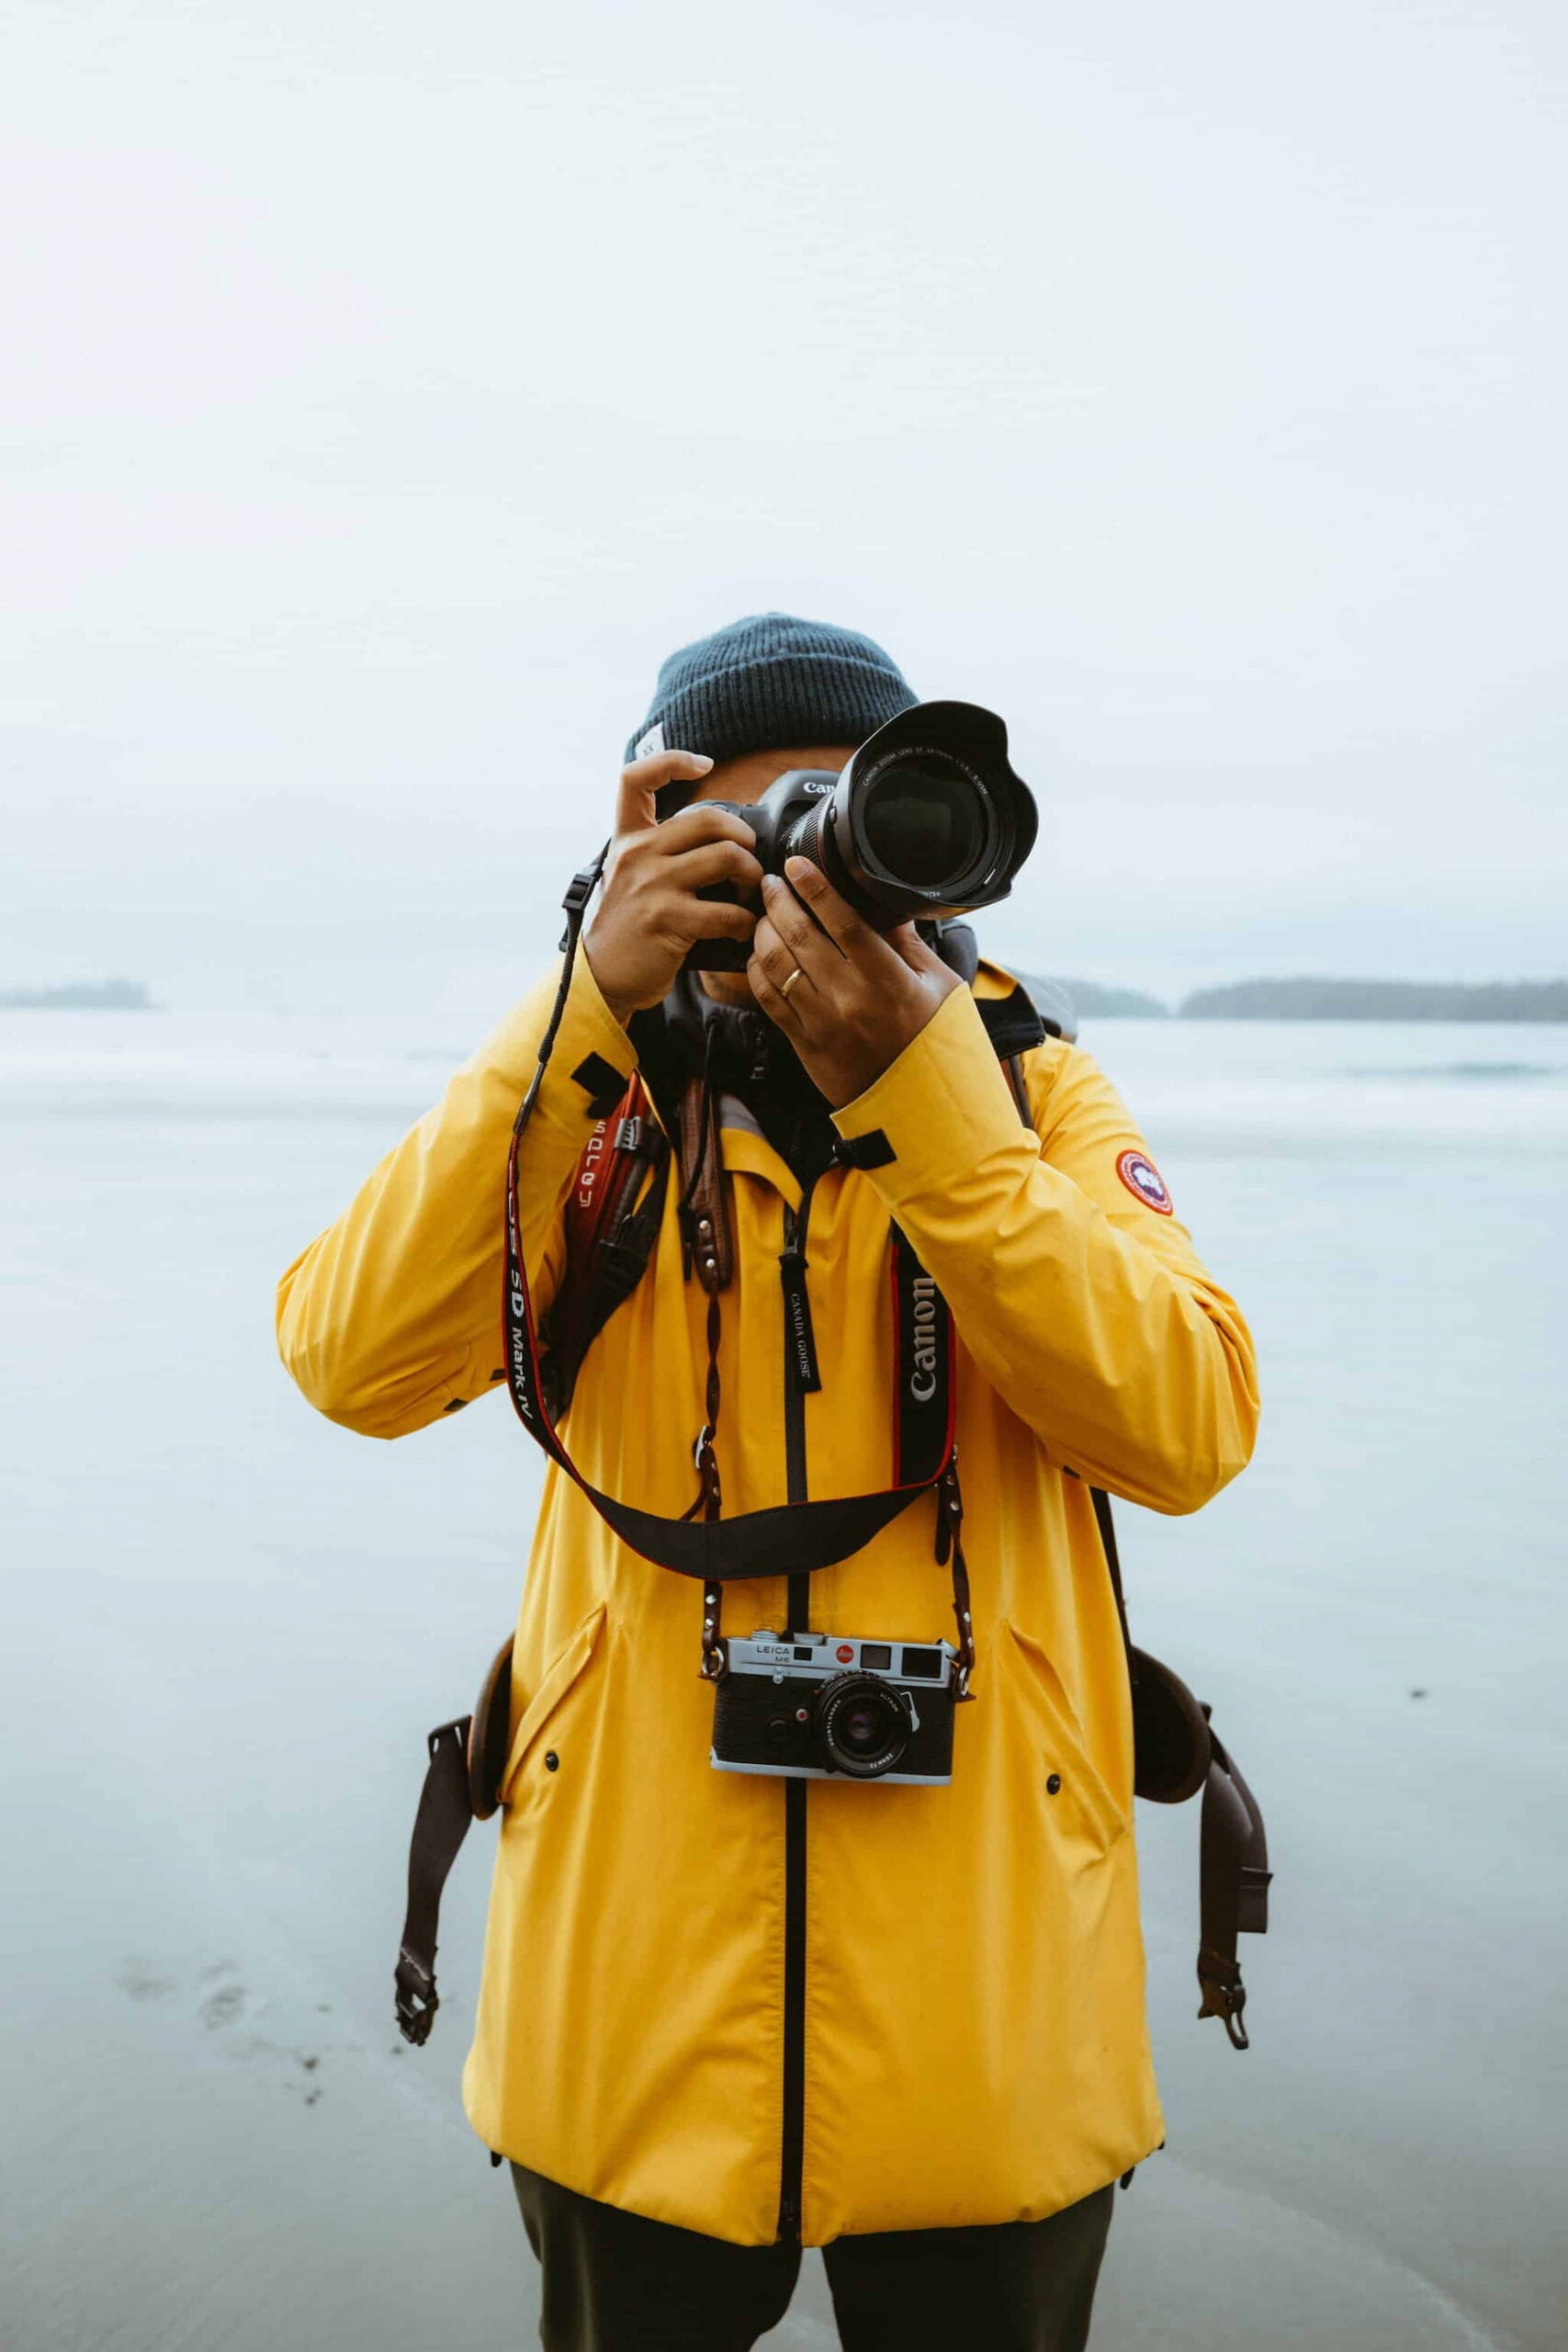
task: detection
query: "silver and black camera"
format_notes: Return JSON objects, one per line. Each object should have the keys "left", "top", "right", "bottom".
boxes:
{"left": 711, "top": 1631, "right": 959, "bottom": 1784}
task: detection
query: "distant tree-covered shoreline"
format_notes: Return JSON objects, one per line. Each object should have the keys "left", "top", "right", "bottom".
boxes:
{"left": 0, "top": 979, "right": 152, "bottom": 1011}
{"left": 1013, "top": 971, "right": 1568, "bottom": 1024}
{"left": 1179, "top": 978, "right": 1568, "bottom": 1022}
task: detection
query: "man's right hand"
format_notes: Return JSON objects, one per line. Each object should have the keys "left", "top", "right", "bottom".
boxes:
{"left": 583, "top": 750, "right": 763, "bottom": 1021}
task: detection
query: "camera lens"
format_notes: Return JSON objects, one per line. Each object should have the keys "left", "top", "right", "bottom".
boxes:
{"left": 857, "top": 755, "right": 991, "bottom": 893}
{"left": 817, "top": 1670, "right": 912, "bottom": 1780}
{"left": 682, "top": 700, "right": 1036, "bottom": 971}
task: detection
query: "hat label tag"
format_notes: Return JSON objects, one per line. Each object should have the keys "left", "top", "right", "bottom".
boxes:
{"left": 634, "top": 722, "right": 666, "bottom": 761}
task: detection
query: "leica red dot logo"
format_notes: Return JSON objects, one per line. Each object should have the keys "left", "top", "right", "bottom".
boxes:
{"left": 836, "top": 1645, "right": 854, "bottom": 1663}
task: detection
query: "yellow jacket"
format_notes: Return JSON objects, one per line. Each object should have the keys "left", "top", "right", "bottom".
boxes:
{"left": 276, "top": 951, "right": 1258, "bottom": 2246}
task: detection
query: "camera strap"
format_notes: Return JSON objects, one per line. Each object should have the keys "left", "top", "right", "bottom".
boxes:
{"left": 694, "top": 1218, "right": 970, "bottom": 1686}
{"left": 502, "top": 858, "right": 959, "bottom": 1588}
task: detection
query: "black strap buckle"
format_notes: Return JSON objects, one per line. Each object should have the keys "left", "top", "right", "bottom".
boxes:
{"left": 562, "top": 862, "right": 601, "bottom": 920}
{"left": 1196, "top": 1951, "right": 1250, "bottom": 2051}
{"left": 394, "top": 1946, "right": 439, "bottom": 2046}
{"left": 558, "top": 853, "right": 607, "bottom": 949}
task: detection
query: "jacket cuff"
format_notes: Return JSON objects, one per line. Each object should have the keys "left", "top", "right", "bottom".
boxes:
{"left": 830, "top": 985, "right": 1027, "bottom": 1204}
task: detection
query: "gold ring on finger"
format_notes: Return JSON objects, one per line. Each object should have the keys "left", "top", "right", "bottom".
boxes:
{"left": 778, "top": 966, "right": 805, "bottom": 1001}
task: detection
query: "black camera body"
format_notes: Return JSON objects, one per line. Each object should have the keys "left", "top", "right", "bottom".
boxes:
{"left": 710, "top": 1630, "right": 959, "bottom": 1784}
{"left": 682, "top": 699, "right": 1036, "bottom": 973}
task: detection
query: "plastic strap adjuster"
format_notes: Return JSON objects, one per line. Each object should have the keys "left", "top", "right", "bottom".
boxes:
{"left": 558, "top": 857, "right": 605, "bottom": 949}
{"left": 561, "top": 863, "right": 601, "bottom": 921}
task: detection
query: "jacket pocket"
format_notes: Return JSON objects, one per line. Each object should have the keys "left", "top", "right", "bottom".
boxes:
{"left": 1000, "top": 1618, "right": 1130, "bottom": 1860}
{"left": 499, "top": 1603, "right": 607, "bottom": 1811}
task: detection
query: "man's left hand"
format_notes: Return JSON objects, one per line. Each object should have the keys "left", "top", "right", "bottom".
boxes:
{"left": 748, "top": 857, "right": 964, "bottom": 1110}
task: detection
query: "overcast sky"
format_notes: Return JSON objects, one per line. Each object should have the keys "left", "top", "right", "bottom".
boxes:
{"left": 5, "top": 0, "right": 1564, "bottom": 1012}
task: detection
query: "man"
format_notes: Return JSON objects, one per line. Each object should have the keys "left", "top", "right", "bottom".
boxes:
{"left": 277, "top": 614, "right": 1258, "bottom": 2350}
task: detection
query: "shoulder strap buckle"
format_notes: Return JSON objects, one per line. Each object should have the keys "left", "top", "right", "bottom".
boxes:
{"left": 1196, "top": 1951, "right": 1249, "bottom": 2051}
{"left": 394, "top": 1945, "right": 439, "bottom": 2045}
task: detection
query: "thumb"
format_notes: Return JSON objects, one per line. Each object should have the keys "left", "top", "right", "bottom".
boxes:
{"left": 615, "top": 749, "right": 713, "bottom": 839}
{"left": 886, "top": 922, "right": 953, "bottom": 979}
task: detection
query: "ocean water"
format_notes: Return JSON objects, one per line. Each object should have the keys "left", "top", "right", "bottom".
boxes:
{"left": 2, "top": 1008, "right": 1565, "bottom": 2351}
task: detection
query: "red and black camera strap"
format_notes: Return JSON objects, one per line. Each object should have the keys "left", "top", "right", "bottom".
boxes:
{"left": 502, "top": 859, "right": 967, "bottom": 1611}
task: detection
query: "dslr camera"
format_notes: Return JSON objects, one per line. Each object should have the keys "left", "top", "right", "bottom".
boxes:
{"left": 711, "top": 1630, "right": 960, "bottom": 1784}
{"left": 681, "top": 699, "right": 1036, "bottom": 972}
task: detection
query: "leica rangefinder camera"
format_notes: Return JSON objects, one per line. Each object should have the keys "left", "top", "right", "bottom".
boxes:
{"left": 711, "top": 1630, "right": 959, "bottom": 1784}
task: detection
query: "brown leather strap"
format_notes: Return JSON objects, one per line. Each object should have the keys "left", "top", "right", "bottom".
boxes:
{"left": 1127, "top": 1647, "right": 1210, "bottom": 1806}
{"left": 394, "top": 1717, "right": 476, "bottom": 2045}
{"left": 1195, "top": 1724, "right": 1272, "bottom": 2049}
{"left": 933, "top": 1462, "right": 976, "bottom": 1696}
{"left": 394, "top": 1636, "right": 517, "bottom": 2042}
{"left": 677, "top": 1076, "right": 734, "bottom": 1293}
{"left": 689, "top": 1283, "right": 728, "bottom": 1682}
{"left": 700, "top": 1580, "right": 727, "bottom": 1681}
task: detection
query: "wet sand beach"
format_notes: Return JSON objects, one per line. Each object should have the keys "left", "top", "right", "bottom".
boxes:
{"left": 3, "top": 1008, "right": 1564, "bottom": 2349}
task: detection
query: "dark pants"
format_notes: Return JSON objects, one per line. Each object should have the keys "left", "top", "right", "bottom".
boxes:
{"left": 511, "top": 2165, "right": 1115, "bottom": 2352}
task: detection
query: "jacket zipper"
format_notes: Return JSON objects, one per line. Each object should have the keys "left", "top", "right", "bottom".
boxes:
{"left": 777, "top": 1185, "right": 816, "bottom": 2243}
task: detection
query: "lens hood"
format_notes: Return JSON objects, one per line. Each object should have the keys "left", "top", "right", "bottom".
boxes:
{"left": 680, "top": 698, "right": 1038, "bottom": 968}
{"left": 824, "top": 700, "right": 1037, "bottom": 926}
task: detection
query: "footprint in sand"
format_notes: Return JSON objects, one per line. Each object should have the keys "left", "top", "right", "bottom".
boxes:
{"left": 115, "top": 1957, "right": 175, "bottom": 2004}
{"left": 116, "top": 1957, "right": 329, "bottom": 2104}
{"left": 198, "top": 1979, "right": 248, "bottom": 2031}
{"left": 200, "top": 1968, "right": 327, "bottom": 2104}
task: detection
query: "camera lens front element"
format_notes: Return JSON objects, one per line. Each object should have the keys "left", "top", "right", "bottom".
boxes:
{"left": 823, "top": 701, "right": 1035, "bottom": 928}
{"left": 816, "top": 1669, "right": 914, "bottom": 1780}
{"left": 857, "top": 755, "right": 993, "bottom": 894}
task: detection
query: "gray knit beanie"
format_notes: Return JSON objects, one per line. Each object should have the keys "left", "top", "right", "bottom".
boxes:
{"left": 624, "top": 612, "right": 918, "bottom": 766}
